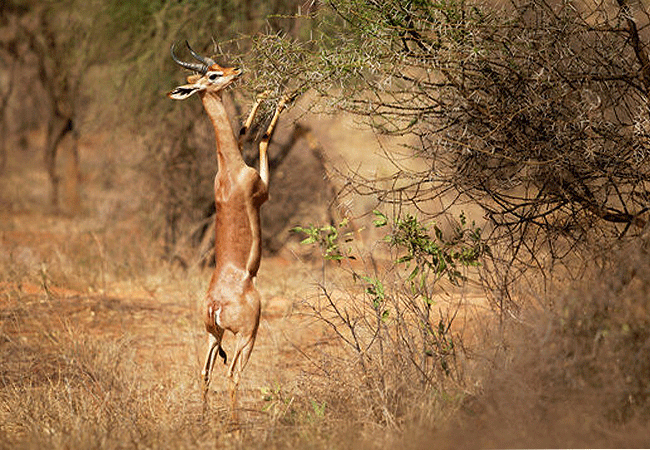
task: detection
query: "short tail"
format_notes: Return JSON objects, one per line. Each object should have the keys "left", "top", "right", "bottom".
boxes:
{"left": 218, "top": 346, "right": 227, "bottom": 365}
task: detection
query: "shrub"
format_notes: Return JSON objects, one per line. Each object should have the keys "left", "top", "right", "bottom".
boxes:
{"left": 293, "top": 212, "right": 486, "bottom": 429}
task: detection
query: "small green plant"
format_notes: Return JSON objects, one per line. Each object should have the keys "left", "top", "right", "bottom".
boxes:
{"left": 261, "top": 383, "right": 293, "bottom": 412}
{"left": 260, "top": 384, "right": 327, "bottom": 425}
{"left": 379, "top": 211, "right": 487, "bottom": 375}
{"left": 291, "top": 218, "right": 356, "bottom": 261}
{"left": 260, "top": 383, "right": 298, "bottom": 425}
{"left": 374, "top": 210, "right": 486, "bottom": 289}
{"left": 296, "top": 211, "right": 486, "bottom": 377}
{"left": 359, "top": 275, "right": 390, "bottom": 322}
{"left": 309, "top": 399, "right": 327, "bottom": 420}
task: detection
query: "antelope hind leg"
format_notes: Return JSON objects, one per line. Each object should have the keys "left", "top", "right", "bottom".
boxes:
{"left": 226, "top": 331, "right": 257, "bottom": 422}
{"left": 201, "top": 330, "right": 225, "bottom": 398}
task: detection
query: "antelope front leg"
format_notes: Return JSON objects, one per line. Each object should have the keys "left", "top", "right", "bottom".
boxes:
{"left": 238, "top": 91, "right": 270, "bottom": 147}
{"left": 258, "top": 95, "right": 289, "bottom": 186}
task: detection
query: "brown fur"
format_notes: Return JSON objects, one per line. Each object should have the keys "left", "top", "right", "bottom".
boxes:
{"left": 197, "top": 85, "right": 268, "bottom": 398}
{"left": 169, "top": 58, "right": 286, "bottom": 409}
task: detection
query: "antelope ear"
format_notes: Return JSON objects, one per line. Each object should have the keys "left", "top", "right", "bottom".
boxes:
{"left": 168, "top": 83, "right": 204, "bottom": 100}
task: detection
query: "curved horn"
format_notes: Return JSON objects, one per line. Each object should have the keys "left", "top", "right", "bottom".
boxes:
{"left": 170, "top": 42, "right": 208, "bottom": 74}
{"left": 185, "top": 41, "right": 217, "bottom": 66}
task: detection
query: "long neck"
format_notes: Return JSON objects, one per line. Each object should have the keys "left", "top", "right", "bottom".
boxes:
{"left": 200, "top": 91, "right": 244, "bottom": 171}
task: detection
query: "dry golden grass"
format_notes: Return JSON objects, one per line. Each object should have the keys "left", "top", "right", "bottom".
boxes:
{"left": 0, "top": 217, "right": 328, "bottom": 449}
{"left": 0, "top": 197, "right": 477, "bottom": 449}
{"left": 6, "top": 207, "right": 650, "bottom": 449}
{"left": 2, "top": 131, "right": 650, "bottom": 450}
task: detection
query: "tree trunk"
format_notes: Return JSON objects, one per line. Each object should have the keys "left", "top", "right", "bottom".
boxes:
{"left": 61, "top": 129, "right": 80, "bottom": 215}
{"left": 44, "top": 113, "right": 73, "bottom": 211}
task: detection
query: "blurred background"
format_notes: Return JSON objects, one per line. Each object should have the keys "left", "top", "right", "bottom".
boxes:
{"left": 2, "top": 1, "right": 650, "bottom": 448}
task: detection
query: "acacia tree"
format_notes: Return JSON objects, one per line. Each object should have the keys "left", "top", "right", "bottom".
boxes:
{"left": 0, "top": 52, "right": 14, "bottom": 175}
{"left": 248, "top": 0, "right": 650, "bottom": 302}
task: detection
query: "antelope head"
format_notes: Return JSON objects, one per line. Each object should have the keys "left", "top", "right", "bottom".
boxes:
{"left": 168, "top": 41, "right": 242, "bottom": 100}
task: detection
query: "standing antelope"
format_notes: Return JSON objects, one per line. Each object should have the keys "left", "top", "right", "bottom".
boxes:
{"left": 168, "top": 42, "right": 286, "bottom": 409}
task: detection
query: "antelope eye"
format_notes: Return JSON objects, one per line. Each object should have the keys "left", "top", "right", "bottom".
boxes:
{"left": 208, "top": 72, "right": 223, "bottom": 81}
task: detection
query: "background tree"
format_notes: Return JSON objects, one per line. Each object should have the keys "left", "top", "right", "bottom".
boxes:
{"left": 0, "top": 0, "right": 101, "bottom": 213}
{"left": 1, "top": 0, "right": 327, "bottom": 253}
{"left": 6, "top": 0, "right": 649, "bottom": 287}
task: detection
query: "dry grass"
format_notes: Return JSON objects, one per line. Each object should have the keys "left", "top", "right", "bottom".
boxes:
{"left": 2, "top": 129, "right": 650, "bottom": 450}
{"left": 410, "top": 240, "right": 650, "bottom": 449}
{"left": 0, "top": 161, "right": 375, "bottom": 449}
{"left": 0, "top": 194, "right": 476, "bottom": 449}
{"left": 5, "top": 204, "right": 650, "bottom": 449}
{"left": 0, "top": 223, "right": 324, "bottom": 449}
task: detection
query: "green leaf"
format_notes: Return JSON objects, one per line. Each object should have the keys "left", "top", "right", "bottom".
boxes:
{"left": 396, "top": 255, "right": 413, "bottom": 264}
{"left": 372, "top": 210, "right": 388, "bottom": 227}
{"left": 310, "top": 399, "right": 326, "bottom": 417}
